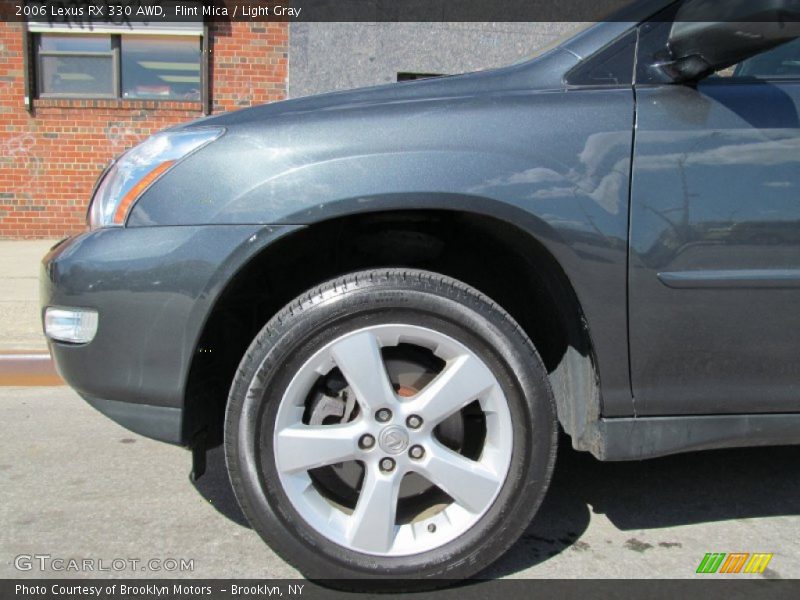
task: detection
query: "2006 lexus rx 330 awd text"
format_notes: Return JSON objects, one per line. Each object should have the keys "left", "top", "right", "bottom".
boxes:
{"left": 41, "top": 0, "right": 800, "bottom": 583}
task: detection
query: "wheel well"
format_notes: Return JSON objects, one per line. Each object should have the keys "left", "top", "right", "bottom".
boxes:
{"left": 184, "top": 210, "right": 598, "bottom": 448}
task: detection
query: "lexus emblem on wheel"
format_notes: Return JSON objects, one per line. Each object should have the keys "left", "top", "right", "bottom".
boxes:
{"left": 379, "top": 426, "right": 410, "bottom": 454}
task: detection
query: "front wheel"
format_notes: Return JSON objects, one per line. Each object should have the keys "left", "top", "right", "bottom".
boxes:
{"left": 225, "top": 269, "right": 557, "bottom": 584}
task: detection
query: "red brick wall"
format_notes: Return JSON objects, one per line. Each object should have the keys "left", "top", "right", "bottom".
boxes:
{"left": 0, "top": 20, "right": 287, "bottom": 238}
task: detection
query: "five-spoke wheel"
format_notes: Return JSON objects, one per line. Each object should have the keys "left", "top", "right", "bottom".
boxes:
{"left": 225, "top": 269, "right": 557, "bottom": 583}
{"left": 273, "top": 324, "right": 513, "bottom": 556}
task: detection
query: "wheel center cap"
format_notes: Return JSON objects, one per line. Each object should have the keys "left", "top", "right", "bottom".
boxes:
{"left": 378, "top": 425, "right": 409, "bottom": 455}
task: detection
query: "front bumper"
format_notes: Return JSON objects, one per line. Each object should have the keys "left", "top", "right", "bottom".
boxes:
{"left": 40, "top": 224, "right": 299, "bottom": 445}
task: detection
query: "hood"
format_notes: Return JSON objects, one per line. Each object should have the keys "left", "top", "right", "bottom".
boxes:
{"left": 180, "top": 46, "right": 579, "bottom": 130}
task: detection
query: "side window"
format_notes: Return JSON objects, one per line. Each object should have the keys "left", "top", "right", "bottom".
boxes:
{"left": 636, "top": 0, "right": 800, "bottom": 85}
{"left": 714, "top": 38, "right": 800, "bottom": 80}
{"left": 565, "top": 28, "right": 637, "bottom": 87}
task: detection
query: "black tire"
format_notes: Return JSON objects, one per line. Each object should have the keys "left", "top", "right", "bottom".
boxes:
{"left": 224, "top": 269, "right": 557, "bottom": 587}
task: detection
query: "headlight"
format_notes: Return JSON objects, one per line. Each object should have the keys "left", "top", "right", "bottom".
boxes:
{"left": 88, "top": 127, "right": 223, "bottom": 229}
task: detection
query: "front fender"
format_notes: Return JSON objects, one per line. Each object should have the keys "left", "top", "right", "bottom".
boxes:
{"left": 129, "top": 88, "right": 635, "bottom": 417}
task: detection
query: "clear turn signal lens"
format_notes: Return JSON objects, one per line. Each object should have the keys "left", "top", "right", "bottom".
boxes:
{"left": 44, "top": 307, "right": 99, "bottom": 344}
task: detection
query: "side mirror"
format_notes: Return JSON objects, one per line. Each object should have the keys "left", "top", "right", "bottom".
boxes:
{"left": 664, "top": 0, "right": 800, "bottom": 82}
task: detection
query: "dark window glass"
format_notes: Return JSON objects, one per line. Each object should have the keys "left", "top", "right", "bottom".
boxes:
{"left": 716, "top": 38, "right": 800, "bottom": 80}
{"left": 565, "top": 28, "right": 637, "bottom": 87}
{"left": 121, "top": 35, "right": 202, "bottom": 100}
{"left": 37, "top": 34, "right": 114, "bottom": 97}
{"left": 39, "top": 55, "right": 114, "bottom": 95}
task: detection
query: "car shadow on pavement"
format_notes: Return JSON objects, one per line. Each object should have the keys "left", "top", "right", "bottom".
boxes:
{"left": 483, "top": 440, "right": 800, "bottom": 578}
{"left": 192, "top": 445, "right": 251, "bottom": 528}
{"left": 192, "top": 437, "right": 800, "bottom": 578}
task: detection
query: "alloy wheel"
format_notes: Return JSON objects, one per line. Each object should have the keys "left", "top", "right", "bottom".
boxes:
{"left": 272, "top": 324, "right": 514, "bottom": 556}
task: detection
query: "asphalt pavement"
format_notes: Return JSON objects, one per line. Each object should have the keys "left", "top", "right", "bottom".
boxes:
{"left": 2, "top": 386, "right": 799, "bottom": 581}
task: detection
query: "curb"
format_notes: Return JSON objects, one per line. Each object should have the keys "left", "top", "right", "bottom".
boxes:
{"left": 0, "top": 351, "right": 63, "bottom": 386}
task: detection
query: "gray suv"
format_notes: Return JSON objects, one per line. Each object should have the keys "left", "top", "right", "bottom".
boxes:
{"left": 40, "top": 0, "right": 800, "bottom": 583}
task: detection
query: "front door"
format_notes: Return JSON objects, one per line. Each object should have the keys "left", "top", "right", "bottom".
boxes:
{"left": 629, "top": 28, "right": 800, "bottom": 415}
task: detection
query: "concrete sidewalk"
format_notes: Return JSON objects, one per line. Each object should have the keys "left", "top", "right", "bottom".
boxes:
{"left": 0, "top": 239, "right": 59, "bottom": 351}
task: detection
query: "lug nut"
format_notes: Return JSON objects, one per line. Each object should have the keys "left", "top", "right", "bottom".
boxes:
{"left": 380, "top": 457, "right": 396, "bottom": 472}
{"left": 409, "top": 445, "right": 425, "bottom": 460}
{"left": 375, "top": 408, "right": 392, "bottom": 423}
{"left": 359, "top": 434, "right": 375, "bottom": 450}
{"left": 427, "top": 523, "right": 437, "bottom": 533}
{"left": 406, "top": 414, "right": 423, "bottom": 429}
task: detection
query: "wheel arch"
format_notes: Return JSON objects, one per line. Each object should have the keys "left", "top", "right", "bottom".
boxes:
{"left": 183, "top": 207, "right": 602, "bottom": 454}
